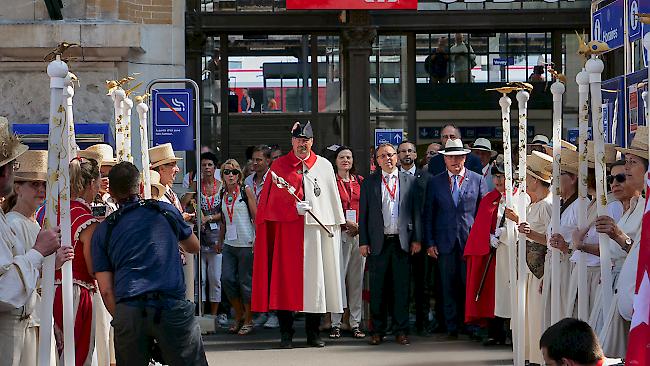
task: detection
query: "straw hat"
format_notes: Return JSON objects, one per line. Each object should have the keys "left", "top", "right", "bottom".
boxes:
{"left": 440, "top": 139, "right": 471, "bottom": 156}
{"left": 471, "top": 138, "right": 497, "bottom": 158}
{"left": 149, "top": 143, "right": 182, "bottom": 169}
{"left": 543, "top": 140, "right": 577, "bottom": 156}
{"left": 15, "top": 150, "right": 47, "bottom": 182}
{"left": 587, "top": 141, "right": 618, "bottom": 168}
{"left": 80, "top": 144, "right": 117, "bottom": 166}
{"left": 148, "top": 170, "right": 167, "bottom": 200}
{"left": 530, "top": 134, "right": 550, "bottom": 146}
{"left": 0, "top": 117, "right": 28, "bottom": 168}
{"left": 527, "top": 151, "right": 553, "bottom": 183}
{"left": 616, "top": 126, "right": 649, "bottom": 160}
{"left": 560, "top": 148, "right": 579, "bottom": 174}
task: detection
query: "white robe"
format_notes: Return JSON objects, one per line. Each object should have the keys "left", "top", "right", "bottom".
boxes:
{"left": 300, "top": 156, "right": 346, "bottom": 314}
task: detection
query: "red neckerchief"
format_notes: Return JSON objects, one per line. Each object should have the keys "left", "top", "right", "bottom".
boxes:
{"left": 382, "top": 172, "right": 398, "bottom": 201}
{"left": 225, "top": 186, "right": 240, "bottom": 223}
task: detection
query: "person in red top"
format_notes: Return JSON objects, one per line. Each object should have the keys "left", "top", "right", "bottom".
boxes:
{"left": 329, "top": 146, "right": 365, "bottom": 340}
{"left": 53, "top": 156, "right": 101, "bottom": 366}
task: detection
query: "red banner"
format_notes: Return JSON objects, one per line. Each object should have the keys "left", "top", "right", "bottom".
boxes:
{"left": 286, "top": 0, "right": 418, "bottom": 10}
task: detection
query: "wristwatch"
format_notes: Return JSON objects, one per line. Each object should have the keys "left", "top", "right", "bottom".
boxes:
{"left": 622, "top": 236, "right": 633, "bottom": 252}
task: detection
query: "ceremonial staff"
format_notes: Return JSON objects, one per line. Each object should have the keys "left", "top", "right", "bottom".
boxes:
{"left": 576, "top": 68, "right": 590, "bottom": 320}
{"left": 586, "top": 56, "right": 613, "bottom": 316}
{"left": 549, "top": 77, "right": 565, "bottom": 325}
{"left": 136, "top": 94, "right": 152, "bottom": 198}
{"left": 122, "top": 92, "right": 134, "bottom": 162}
{"left": 270, "top": 170, "right": 334, "bottom": 237}
{"left": 110, "top": 85, "right": 127, "bottom": 162}
{"left": 515, "top": 86, "right": 531, "bottom": 366}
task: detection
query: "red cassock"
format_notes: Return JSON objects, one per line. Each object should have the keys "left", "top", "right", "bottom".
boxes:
{"left": 463, "top": 189, "right": 502, "bottom": 325}
{"left": 251, "top": 151, "right": 314, "bottom": 312}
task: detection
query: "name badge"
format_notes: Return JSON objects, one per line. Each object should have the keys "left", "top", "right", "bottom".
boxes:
{"left": 209, "top": 222, "right": 219, "bottom": 231}
{"left": 226, "top": 222, "right": 238, "bottom": 241}
{"left": 345, "top": 209, "right": 357, "bottom": 223}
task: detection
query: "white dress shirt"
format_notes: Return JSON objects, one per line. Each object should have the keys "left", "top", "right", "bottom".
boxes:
{"left": 447, "top": 167, "right": 467, "bottom": 186}
{"left": 400, "top": 165, "right": 416, "bottom": 176}
{"left": 381, "top": 168, "right": 400, "bottom": 234}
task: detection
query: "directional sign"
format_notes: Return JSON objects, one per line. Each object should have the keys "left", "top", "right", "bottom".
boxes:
{"left": 592, "top": 0, "right": 624, "bottom": 51}
{"left": 630, "top": 0, "right": 641, "bottom": 41}
{"left": 152, "top": 88, "right": 194, "bottom": 151}
{"left": 375, "top": 129, "right": 403, "bottom": 147}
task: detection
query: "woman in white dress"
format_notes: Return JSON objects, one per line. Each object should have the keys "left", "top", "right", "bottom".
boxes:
{"left": 1, "top": 150, "right": 72, "bottom": 366}
{"left": 517, "top": 151, "right": 553, "bottom": 365}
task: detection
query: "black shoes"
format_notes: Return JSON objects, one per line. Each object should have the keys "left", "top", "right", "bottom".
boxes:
{"left": 280, "top": 333, "right": 293, "bottom": 349}
{"left": 307, "top": 336, "right": 326, "bottom": 347}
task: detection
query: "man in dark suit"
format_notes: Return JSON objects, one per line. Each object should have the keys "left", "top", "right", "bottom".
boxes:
{"left": 423, "top": 138, "right": 488, "bottom": 338}
{"left": 397, "top": 141, "right": 432, "bottom": 335}
{"left": 427, "top": 124, "right": 483, "bottom": 176}
{"left": 359, "top": 143, "right": 421, "bottom": 346}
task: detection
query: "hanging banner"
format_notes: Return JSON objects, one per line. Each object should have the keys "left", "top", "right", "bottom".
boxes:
{"left": 602, "top": 76, "right": 626, "bottom": 145}
{"left": 592, "top": 0, "right": 625, "bottom": 51}
{"left": 287, "top": 0, "right": 417, "bottom": 10}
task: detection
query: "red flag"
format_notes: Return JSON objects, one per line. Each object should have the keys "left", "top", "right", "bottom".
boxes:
{"left": 626, "top": 170, "right": 650, "bottom": 365}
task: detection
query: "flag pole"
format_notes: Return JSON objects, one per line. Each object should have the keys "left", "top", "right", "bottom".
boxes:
{"left": 60, "top": 66, "right": 77, "bottom": 366}
{"left": 550, "top": 79, "right": 565, "bottom": 325}
{"left": 40, "top": 54, "right": 68, "bottom": 366}
{"left": 586, "top": 56, "right": 613, "bottom": 316}
{"left": 515, "top": 89, "right": 530, "bottom": 366}
{"left": 576, "top": 68, "right": 590, "bottom": 320}
{"left": 136, "top": 95, "right": 152, "bottom": 198}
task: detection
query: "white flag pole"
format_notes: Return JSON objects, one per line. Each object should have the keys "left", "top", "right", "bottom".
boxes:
{"left": 60, "top": 68, "right": 76, "bottom": 366}
{"left": 576, "top": 69, "right": 590, "bottom": 320}
{"left": 550, "top": 80, "right": 565, "bottom": 325}
{"left": 40, "top": 54, "right": 68, "bottom": 366}
{"left": 136, "top": 95, "right": 152, "bottom": 199}
{"left": 515, "top": 89, "right": 529, "bottom": 366}
{"left": 586, "top": 56, "right": 613, "bottom": 316}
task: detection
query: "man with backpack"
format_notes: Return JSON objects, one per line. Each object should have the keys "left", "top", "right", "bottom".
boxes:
{"left": 424, "top": 37, "right": 449, "bottom": 84}
{"left": 91, "top": 162, "right": 208, "bottom": 366}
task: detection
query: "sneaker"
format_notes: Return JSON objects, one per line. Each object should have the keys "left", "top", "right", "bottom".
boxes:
{"left": 253, "top": 313, "right": 268, "bottom": 327}
{"left": 217, "top": 313, "right": 229, "bottom": 328}
{"left": 264, "top": 313, "right": 279, "bottom": 329}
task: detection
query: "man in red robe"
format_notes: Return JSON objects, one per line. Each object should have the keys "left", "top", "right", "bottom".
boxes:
{"left": 252, "top": 121, "right": 345, "bottom": 349}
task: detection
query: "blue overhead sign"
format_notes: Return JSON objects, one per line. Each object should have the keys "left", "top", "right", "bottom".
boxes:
{"left": 592, "top": 0, "right": 625, "bottom": 51}
{"left": 152, "top": 88, "right": 194, "bottom": 151}
{"left": 630, "top": 0, "right": 641, "bottom": 41}
{"left": 375, "top": 129, "right": 403, "bottom": 147}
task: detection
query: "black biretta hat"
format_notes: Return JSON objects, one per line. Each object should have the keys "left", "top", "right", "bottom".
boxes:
{"left": 291, "top": 121, "right": 314, "bottom": 139}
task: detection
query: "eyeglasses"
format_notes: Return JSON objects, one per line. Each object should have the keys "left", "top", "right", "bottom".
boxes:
{"left": 427, "top": 151, "right": 437, "bottom": 156}
{"left": 607, "top": 173, "right": 626, "bottom": 185}
{"left": 12, "top": 161, "right": 20, "bottom": 172}
{"left": 377, "top": 152, "right": 396, "bottom": 160}
{"left": 223, "top": 169, "right": 240, "bottom": 176}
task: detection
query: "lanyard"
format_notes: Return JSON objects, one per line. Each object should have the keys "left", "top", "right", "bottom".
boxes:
{"left": 225, "top": 186, "right": 240, "bottom": 223}
{"left": 202, "top": 179, "right": 217, "bottom": 210}
{"left": 337, "top": 177, "right": 355, "bottom": 210}
{"left": 382, "top": 174, "right": 397, "bottom": 201}
{"left": 254, "top": 171, "right": 268, "bottom": 200}
{"left": 448, "top": 173, "right": 466, "bottom": 190}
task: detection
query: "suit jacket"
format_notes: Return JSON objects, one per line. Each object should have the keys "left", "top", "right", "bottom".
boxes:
{"left": 427, "top": 152, "right": 483, "bottom": 176}
{"left": 423, "top": 168, "right": 488, "bottom": 254}
{"left": 359, "top": 170, "right": 422, "bottom": 255}
{"left": 401, "top": 167, "right": 431, "bottom": 214}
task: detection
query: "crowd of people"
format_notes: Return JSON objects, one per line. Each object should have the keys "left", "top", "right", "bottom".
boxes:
{"left": 0, "top": 116, "right": 645, "bottom": 366}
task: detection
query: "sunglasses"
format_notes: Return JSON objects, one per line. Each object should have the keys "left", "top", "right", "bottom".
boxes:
{"left": 607, "top": 173, "right": 626, "bottom": 185}
{"left": 223, "top": 169, "right": 240, "bottom": 176}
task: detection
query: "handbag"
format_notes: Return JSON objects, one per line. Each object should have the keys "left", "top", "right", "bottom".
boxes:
{"left": 526, "top": 240, "right": 547, "bottom": 279}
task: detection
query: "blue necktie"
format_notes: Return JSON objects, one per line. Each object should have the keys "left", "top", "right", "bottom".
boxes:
{"left": 452, "top": 175, "right": 460, "bottom": 206}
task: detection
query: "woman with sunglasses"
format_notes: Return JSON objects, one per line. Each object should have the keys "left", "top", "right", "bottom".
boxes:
{"left": 2, "top": 151, "right": 73, "bottom": 366}
{"left": 196, "top": 152, "right": 224, "bottom": 324}
{"left": 217, "top": 159, "right": 257, "bottom": 335}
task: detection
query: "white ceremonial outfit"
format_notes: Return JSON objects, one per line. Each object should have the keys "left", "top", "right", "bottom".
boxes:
{"left": 524, "top": 193, "right": 553, "bottom": 365}
{"left": 542, "top": 196, "right": 579, "bottom": 331}
{"left": 566, "top": 200, "right": 623, "bottom": 319}
{"left": 301, "top": 156, "right": 346, "bottom": 313}
{"left": 0, "top": 209, "right": 44, "bottom": 366}
{"left": 597, "top": 196, "right": 646, "bottom": 358}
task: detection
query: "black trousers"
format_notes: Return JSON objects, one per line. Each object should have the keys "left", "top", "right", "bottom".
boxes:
{"left": 369, "top": 235, "right": 410, "bottom": 336}
{"left": 277, "top": 311, "right": 321, "bottom": 339}
{"left": 412, "top": 249, "right": 433, "bottom": 331}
